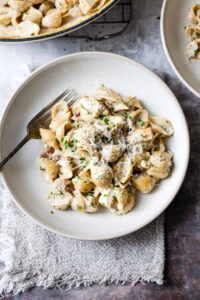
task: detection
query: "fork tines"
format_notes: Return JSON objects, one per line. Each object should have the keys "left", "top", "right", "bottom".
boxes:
{"left": 30, "top": 88, "right": 76, "bottom": 124}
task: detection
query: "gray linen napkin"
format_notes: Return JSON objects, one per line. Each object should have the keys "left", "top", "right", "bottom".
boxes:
{"left": 0, "top": 185, "right": 164, "bottom": 294}
{"left": 0, "top": 67, "right": 164, "bottom": 295}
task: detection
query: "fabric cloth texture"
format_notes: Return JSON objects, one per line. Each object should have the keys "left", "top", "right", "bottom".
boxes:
{"left": 0, "top": 66, "right": 164, "bottom": 295}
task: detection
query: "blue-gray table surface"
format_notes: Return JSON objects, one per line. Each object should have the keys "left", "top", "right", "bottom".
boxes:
{"left": 1, "top": 0, "right": 200, "bottom": 299}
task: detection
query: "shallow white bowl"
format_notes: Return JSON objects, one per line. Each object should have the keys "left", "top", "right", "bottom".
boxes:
{"left": 0, "top": 52, "right": 190, "bottom": 240}
{"left": 161, "top": 0, "right": 200, "bottom": 98}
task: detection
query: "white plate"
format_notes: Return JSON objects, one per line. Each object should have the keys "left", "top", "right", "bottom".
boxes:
{"left": 0, "top": 52, "right": 190, "bottom": 240}
{"left": 161, "top": 0, "right": 200, "bottom": 98}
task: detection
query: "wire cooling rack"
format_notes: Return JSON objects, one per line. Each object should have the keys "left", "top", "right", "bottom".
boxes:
{"left": 66, "top": 0, "right": 132, "bottom": 41}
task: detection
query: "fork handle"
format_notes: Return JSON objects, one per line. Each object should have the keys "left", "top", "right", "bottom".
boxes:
{"left": 0, "top": 135, "right": 30, "bottom": 171}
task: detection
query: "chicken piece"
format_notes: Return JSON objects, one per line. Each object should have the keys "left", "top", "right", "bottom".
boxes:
{"left": 101, "top": 144, "right": 124, "bottom": 163}
{"left": 48, "top": 178, "right": 72, "bottom": 210}
{"left": 90, "top": 162, "right": 113, "bottom": 188}
{"left": 79, "top": 97, "right": 108, "bottom": 122}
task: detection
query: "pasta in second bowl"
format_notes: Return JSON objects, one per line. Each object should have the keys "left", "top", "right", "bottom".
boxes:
{"left": 39, "top": 86, "right": 174, "bottom": 215}
{"left": 0, "top": 0, "right": 117, "bottom": 40}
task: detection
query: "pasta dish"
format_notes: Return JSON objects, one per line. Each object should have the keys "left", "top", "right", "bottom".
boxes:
{"left": 185, "top": 4, "right": 200, "bottom": 59}
{"left": 39, "top": 86, "right": 174, "bottom": 215}
{"left": 0, "top": 0, "right": 113, "bottom": 38}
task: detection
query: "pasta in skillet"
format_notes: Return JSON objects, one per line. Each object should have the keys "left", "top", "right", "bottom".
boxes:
{"left": 0, "top": 0, "right": 112, "bottom": 38}
{"left": 39, "top": 86, "right": 174, "bottom": 215}
{"left": 185, "top": 4, "right": 200, "bottom": 59}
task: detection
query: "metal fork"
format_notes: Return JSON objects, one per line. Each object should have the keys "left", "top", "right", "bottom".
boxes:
{"left": 0, "top": 89, "right": 75, "bottom": 170}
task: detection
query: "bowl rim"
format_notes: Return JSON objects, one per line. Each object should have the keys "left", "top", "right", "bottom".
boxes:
{"left": 0, "top": 0, "right": 119, "bottom": 43}
{"left": 0, "top": 51, "right": 190, "bottom": 240}
{"left": 160, "top": 0, "right": 200, "bottom": 98}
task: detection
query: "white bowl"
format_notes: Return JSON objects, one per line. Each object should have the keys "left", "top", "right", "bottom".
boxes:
{"left": 161, "top": 0, "right": 200, "bottom": 98}
{"left": 0, "top": 52, "right": 190, "bottom": 240}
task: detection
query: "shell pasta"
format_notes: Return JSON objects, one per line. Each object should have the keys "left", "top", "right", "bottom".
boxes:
{"left": 185, "top": 4, "right": 200, "bottom": 59}
{"left": 39, "top": 86, "right": 174, "bottom": 215}
{"left": 0, "top": 0, "right": 112, "bottom": 38}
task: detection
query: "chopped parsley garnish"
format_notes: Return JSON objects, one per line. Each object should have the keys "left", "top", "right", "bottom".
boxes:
{"left": 81, "top": 192, "right": 88, "bottom": 197}
{"left": 81, "top": 104, "right": 91, "bottom": 114}
{"left": 64, "top": 141, "right": 70, "bottom": 149}
{"left": 93, "top": 161, "right": 99, "bottom": 166}
{"left": 104, "top": 118, "right": 110, "bottom": 125}
{"left": 61, "top": 136, "right": 70, "bottom": 149}
{"left": 61, "top": 138, "right": 77, "bottom": 151}
{"left": 99, "top": 114, "right": 106, "bottom": 120}
{"left": 50, "top": 191, "right": 64, "bottom": 197}
{"left": 80, "top": 157, "right": 86, "bottom": 161}
{"left": 194, "top": 48, "right": 199, "bottom": 56}
{"left": 77, "top": 205, "right": 83, "bottom": 211}
{"left": 161, "top": 125, "right": 169, "bottom": 132}
{"left": 102, "top": 136, "right": 112, "bottom": 144}
{"left": 88, "top": 191, "right": 94, "bottom": 197}
{"left": 127, "top": 115, "right": 135, "bottom": 125}
{"left": 99, "top": 115, "right": 110, "bottom": 125}
{"left": 51, "top": 211, "right": 54, "bottom": 214}
{"left": 94, "top": 135, "right": 100, "bottom": 143}
{"left": 112, "top": 195, "right": 118, "bottom": 203}
{"left": 140, "top": 121, "right": 145, "bottom": 126}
